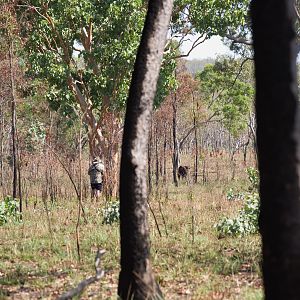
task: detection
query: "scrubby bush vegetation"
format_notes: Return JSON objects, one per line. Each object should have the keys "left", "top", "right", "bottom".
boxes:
{"left": 0, "top": 196, "right": 21, "bottom": 226}
{"left": 215, "top": 168, "right": 260, "bottom": 236}
{"left": 102, "top": 201, "right": 120, "bottom": 225}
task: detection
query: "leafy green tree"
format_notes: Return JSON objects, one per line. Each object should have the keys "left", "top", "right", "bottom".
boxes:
{"left": 16, "top": 0, "right": 253, "bottom": 195}
{"left": 17, "top": 0, "right": 177, "bottom": 195}
{"left": 19, "top": 0, "right": 146, "bottom": 154}
{"left": 196, "top": 57, "right": 253, "bottom": 136}
{"left": 170, "top": 0, "right": 250, "bottom": 58}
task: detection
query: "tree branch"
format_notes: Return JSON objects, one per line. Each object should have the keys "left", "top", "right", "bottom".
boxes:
{"left": 57, "top": 249, "right": 106, "bottom": 300}
{"left": 225, "top": 34, "right": 252, "bottom": 46}
{"left": 232, "top": 57, "right": 252, "bottom": 86}
{"left": 178, "top": 112, "right": 220, "bottom": 150}
{"left": 168, "top": 33, "right": 207, "bottom": 60}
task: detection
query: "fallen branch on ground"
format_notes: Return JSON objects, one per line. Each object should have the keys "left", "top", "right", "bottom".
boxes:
{"left": 57, "top": 249, "right": 106, "bottom": 300}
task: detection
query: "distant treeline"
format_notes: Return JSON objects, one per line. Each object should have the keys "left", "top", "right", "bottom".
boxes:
{"left": 184, "top": 58, "right": 215, "bottom": 75}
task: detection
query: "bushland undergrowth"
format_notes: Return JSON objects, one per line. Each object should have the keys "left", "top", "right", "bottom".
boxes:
{"left": 0, "top": 155, "right": 262, "bottom": 299}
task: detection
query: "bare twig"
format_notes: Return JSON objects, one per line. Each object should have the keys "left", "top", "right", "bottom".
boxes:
{"left": 44, "top": 143, "right": 79, "bottom": 198}
{"left": 158, "top": 197, "right": 168, "bottom": 236}
{"left": 232, "top": 57, "right": 252, "bottom": 86}
{"left": 147, "top": 198, "right": 162, "bottom": 237}
{"left": 44, "top": 142, "right": 87, "bottom": 223}
{"left": 167, "top": 33, "right": 207, "bottom": 61}
{"left": 57, "top": 249, "right": 106, "bottom": 300}
{"left": 178, "top": 112, "right": 219, "bottom": 150}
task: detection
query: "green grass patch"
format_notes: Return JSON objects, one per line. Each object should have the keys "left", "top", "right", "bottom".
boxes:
{"left": 0, "top": 176, "right": 262, "bottom": 299}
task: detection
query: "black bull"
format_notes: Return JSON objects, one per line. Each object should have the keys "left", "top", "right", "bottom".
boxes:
{"left": 178, "top": 165, "right": 189, "bottom": 180}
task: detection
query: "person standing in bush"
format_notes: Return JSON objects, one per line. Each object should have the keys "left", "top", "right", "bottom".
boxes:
{"left": 88, "top": 157, "right": 105, "bottom": 200}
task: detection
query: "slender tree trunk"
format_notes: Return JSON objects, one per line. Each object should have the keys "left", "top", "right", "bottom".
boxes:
{"left": 148, "top": 121, "right": 153, "bottom": 193}
{"left": 172, "top": 91, "right": 179, "bottom": 186}
{"left": 248, "top": 113, "right": 258, "bottom": 165}
{"left": 76, "top": 117, "right": 83, "bottom": 261}
{"left": 9, "top": 41, "right": 18, "bottom": 201}
{"left": 118, "top": 1, "right": 173, "bottom": 299}
{"left": 17, "top": 130, "right": 22, "bottom": 216}
{"left": 193, "top": 93, "right": 198, "bottom": 184}
{"left": 194, "top": 125, "right": 198, "bottom": 184}
{"left": 163, "top": 126, "right": 167, "bottom": 184}
{"left": 251, "top": 1, "right": 300, "bottom": 299}
{"left": 0, "top": 102, "right": 4, "bottom": 189}
{"left": 155, "top": 125, "right": 159, "bottom": 186}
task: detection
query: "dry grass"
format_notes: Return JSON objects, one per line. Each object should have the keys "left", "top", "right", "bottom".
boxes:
{"left": 0, "top": 153, "right": 262, "bottom": 299}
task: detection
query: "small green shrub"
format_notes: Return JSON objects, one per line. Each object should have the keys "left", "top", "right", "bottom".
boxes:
{"left": 247, "top": 167, "right": 259, "bottom": 191}
{"left": 216, "top": 168, "right": 260, "bottom": 236}
{"left": 226, "top": 188, "right": 244, "bottom": 201}
{"left": 215, "top": 193, "right": 259, "bottom": 236}
{"left": 25, "top": 121, "right": 46, "bottom": 152}
{"left": 0, "top": 196, "right": 21, "bottom": 226}
{"left": 102, "top": 201, "right": 119, "bottom": 225}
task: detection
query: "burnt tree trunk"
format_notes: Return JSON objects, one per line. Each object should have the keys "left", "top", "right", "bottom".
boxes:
{"left": 9, "top": 41, "right": 18, "bottom": 202}
{"left": 172, "top": 91, "right": 179, "bottom": 186}
{"left": 0, "top": 102, "right": 4, "bottom": 189}
{"left": 118, "top": 1, "right": 173, "bottom": 299}
{"left": 148, "top": 121, "right": 153, "bottom": 193}
{"left": 155, "top": 124, "right": 159, "bottom": 186}
{"left": 17, "top": 130, "right": 22, "bottom": 216}
{"left": 163, "top": 126, "right": 167, "bottom": 184}
{"left": 192, "top": 93, "right": 198, "bottom": 184}
{"left": 251, "top": 1, "right": 300, "bottom": 299}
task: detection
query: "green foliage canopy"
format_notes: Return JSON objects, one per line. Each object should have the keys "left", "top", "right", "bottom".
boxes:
{"left": 172, "top": 0, "right": 250, "bottom": 37}
{"left": 196, "top": 57, "right": 253, "bottom": 135}
{"left": 20, "top": 0, "right": 150, "bottom": 113}
{"left": 19, "top": 0, "right": 252, "bottom": 117}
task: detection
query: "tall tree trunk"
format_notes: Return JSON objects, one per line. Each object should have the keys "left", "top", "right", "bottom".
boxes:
{"left": 17, "top": 130, "right": 22, "bottom": 216}
{"left": 163, "top": 126, "right": 167, "bottom": 184}
{"left": 9, "top": 41, "right": 18, "bottom": 201}
{"left": 68, "top": 77, "right": 120, "bottom": 198}
{"left": 98, "top": 110, "right": 121, "bottom": 197}
{"left": 118, "top": 1, "right": 173, "bottom": 299}
{"left": 172, "top": 91, "right": 179, "bottom": 186}
{"left": 251, "top": 1, "right": 300, "bottom": 299}
{"left": 0, "top": 102, "right": 4, "bottom": 190}
{"left": 155, "top": 124, "right": 159, "bottom": 186}
{"left": 148, "top": 121, "right": 153, "bottom": 193}
{"left": 193, "top": 93, "right": 198, "bottom": 184}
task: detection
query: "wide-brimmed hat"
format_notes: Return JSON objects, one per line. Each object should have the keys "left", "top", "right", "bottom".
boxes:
{"left": 92, "top": 157, "right": 103, "bottom": 163}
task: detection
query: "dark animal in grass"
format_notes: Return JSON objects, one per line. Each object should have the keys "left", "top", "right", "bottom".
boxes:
{"left": 178, "top": 165, "right": 189, "bottom": 180}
